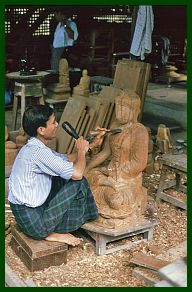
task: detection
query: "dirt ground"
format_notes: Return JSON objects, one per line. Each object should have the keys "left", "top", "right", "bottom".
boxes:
{"left": 5, "top": 170, "right": 187, "bottom": 287}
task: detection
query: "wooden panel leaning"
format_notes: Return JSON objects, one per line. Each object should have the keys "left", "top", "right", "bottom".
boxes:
{"left": 112, "top": 59, "right": 151, "bottom": 121}
{"left": 56, "top": 98, "right": 86, "bottom": 153}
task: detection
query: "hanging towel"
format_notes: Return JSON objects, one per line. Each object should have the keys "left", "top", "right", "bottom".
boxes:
{"left": 130, "top": 6, "right": 154, "bottom": 60}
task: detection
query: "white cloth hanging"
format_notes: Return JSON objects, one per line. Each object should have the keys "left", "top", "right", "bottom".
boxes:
{"left": 130, "top": 6, "right": 154, "bottom": 60}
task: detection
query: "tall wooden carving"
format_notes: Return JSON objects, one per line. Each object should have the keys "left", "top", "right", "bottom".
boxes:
{"left": 85, "top": 90, "right": 149, "bottom": 228}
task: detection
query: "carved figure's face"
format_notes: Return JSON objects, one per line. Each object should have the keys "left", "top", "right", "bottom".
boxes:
{"left": 115, "top": 93, "right": 141, "bottom": 124}
{"left": 115, "top": 101, "right": 133, "bottom": 124}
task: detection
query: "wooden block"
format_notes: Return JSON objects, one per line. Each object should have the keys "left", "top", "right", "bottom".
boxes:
{"left": 10, "top": 225, "right": 68, "bottom": 272}
{"left": 129, "top": 252, "right": 170, "bottom": 271}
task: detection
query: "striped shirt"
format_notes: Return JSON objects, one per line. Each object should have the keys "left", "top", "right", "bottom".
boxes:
{"left": 8, "top": 137, "right": 73, "bottom": 207}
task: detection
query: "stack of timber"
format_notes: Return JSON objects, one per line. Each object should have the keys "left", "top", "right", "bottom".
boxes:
{"left": 56, "top": 88, "right": 121, "bottom": 154}
{"left": 56, "top": 59, "right": 151, "bottom": 154}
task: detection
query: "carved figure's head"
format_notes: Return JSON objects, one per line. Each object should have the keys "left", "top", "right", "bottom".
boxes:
{"left": 115, "top": 90, "right": 141, "bottom": 124}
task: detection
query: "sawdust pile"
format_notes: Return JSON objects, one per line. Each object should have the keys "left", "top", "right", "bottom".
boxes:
{"left": 5, "top": 171, "right": 187, "bottom": 287}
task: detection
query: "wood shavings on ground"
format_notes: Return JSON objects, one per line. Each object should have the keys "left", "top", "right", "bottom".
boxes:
{"left": 5, "top": 171, "right": 187, "bottom": 287}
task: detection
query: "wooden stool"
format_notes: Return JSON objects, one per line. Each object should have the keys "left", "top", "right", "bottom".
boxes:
{"left": 156, "top": 154, "right": 187, "bottom": 209}
{"left": 12, "top": 82, "right": 45, "bottom": 130}
{"left": 79, "top": 219, "right": 158, "bottom": 256}
{"left": 10, "top": 224, "right": 68, "bottom": 272}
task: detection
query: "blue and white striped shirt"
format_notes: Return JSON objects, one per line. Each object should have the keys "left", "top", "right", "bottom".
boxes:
{"left": 8, "top": 137, "right": 73, "bottom": 207}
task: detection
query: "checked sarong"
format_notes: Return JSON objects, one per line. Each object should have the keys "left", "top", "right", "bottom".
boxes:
{"left": 10, "top": 177, "right": 98, "bottom": 239}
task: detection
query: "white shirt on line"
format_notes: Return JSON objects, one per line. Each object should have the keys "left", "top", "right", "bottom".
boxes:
{"left": 8, "top": 137, "right": 73, "bottom": 208}
{"left": 53, "top": 18, "right": 79, "bottom": 48}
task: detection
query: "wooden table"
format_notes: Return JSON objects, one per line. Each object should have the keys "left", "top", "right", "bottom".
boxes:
{"left": 79, "top": 218, "right": 159, "bottom": 256}
{"left": 156, "top": 154, "right": 187, "bottom": 209}
{"left": 6, "top": 71, "right": 53, "bottom": 130}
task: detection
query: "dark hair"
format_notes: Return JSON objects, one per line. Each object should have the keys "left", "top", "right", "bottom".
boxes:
{"left": 55, "top": 8, "right": 69, "bottom": 18}
{"left": 22, "top": 105, "right": 54, "bottom": 137}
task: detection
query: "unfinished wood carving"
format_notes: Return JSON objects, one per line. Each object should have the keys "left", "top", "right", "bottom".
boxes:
{"left": 85, "top": 90, "right": 149, "bottom": 228}
{"left": 46, "top": 58, "right": 71, "bottom": 100}
{"left": 73, "top": 69, "right": 90, "bottom": 97}
{"left": 156, "top": 124, "right": 173, "bottom": 154}
{"left": 16, "top": 127, "right": 28, "bottom": 149}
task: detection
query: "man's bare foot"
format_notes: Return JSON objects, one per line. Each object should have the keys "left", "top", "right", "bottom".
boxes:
{"left": 45, "top": 232, "right": 81, "bottom": 246}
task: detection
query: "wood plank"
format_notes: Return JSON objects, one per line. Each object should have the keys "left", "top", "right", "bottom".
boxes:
{"left": 103, "top": 102, "right": 115, "bottom": 128}
{"left": 69, "top": 112, "right": 90, "bottom": 154}
{"left": 138, "top": 63, "right": 151, "bottom": 121}
{"left": 157, "top": 191, "right": 186, "bottom": 210}
{"left": 113, "top": 60, "right": 141, "bottom": 91}
{"left": 67, "top": 109, "right": 86, "bottom": 154}
{"left": 113, "top": 59, "right": 151, "bottom": 121}
{"left": 71, "top": 94, "right": 106, "bottom": 131}
{"left": 56, "top": 98, "right": 86, "bottom": 153}
{"left": 94, "top": 103, "right": 110, "bottom": 128}
{"left": 129, "top": 252, "right": 170, "bottom": 271}
{"left": 78, "top": 113, "right": 90, "bottom": 138}
{"left": 83, "top": 107, "right": 96, "bottom": 139}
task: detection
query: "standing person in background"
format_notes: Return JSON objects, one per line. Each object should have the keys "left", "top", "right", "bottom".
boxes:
{"left": 51, "top": 10, "right": 78, "bottom": 71}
